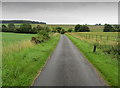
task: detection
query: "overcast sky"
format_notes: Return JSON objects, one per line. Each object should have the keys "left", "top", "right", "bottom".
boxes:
{"left": 2, "top": 2, "right": 118, "bottom": 24}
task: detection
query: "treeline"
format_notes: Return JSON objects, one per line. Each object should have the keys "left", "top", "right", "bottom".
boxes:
{"left": 1, "top": 23, "right": 48, "bottom": 34}
{"left": 103, "top": 24, "right": 120, "bottom": 32}
{"left": 74, "top": 24, "right": 120, "bottom": 32}
{"left": 0, "top": 20, "right": 46, "bottom": 24}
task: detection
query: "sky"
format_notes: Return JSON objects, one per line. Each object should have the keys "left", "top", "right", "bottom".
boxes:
{"left": 1, "top": 2, "right": 119, "bottom": 24}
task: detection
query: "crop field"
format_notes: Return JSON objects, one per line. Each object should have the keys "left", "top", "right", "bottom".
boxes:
{"left": 68, "top": 32, "right": 118, "bottom": 46}
{"left": 2, "top": 32, "right": 60, "bottom": 86}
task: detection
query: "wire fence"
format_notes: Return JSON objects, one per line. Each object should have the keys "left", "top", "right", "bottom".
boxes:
{"left": 69, "top": 33, "right": 119, "bottom": 46}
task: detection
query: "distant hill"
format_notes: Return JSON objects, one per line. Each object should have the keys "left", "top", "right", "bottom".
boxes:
{"left": 0, "top": 20, "right": 46, "bottom": 24}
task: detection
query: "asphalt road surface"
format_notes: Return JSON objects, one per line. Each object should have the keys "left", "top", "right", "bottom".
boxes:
{"left": 33, "top": 35, "right": 106, "bottom": 86}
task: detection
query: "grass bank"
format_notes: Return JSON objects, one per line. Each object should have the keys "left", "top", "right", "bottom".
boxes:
{"left": 66, "top": 34, "right": 118, "bottom": 87}
{"left": 2, "top": 34, "right": 60, "bottom": 86}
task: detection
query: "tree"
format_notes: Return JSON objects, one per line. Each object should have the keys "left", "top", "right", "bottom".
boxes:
{"left": 68, "top": 28, "right": 73, "bottom": 32}
{"left": 19, "top": 23, "right": 32, "bottom": 33}
{"left": 79, "top": 25, "right": 90, "bottom": 32}
{"left": 2, "top": 25, "right": 8, "bottom": 32}
{"left": 103, "top": 24, "right": 115, "bottom": 32}
{"left": 61, "top": 29, "right": 66, "bottom": 34}
{"left": 113, "top": 25, "right": 120, "bottom": 32}
{"left": 74, "top": 24, "right": 90, "bottom": 32}
{"left": 56, "top": 27, "right": 62, "bottom": 33}
{"left": 74, "top": 24, "right": 81, "bottom": 32}
{"left": 8, "top": 23, "right": 15, "bottom": 32}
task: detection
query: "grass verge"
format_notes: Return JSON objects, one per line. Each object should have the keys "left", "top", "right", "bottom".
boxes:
{"left": 66, "top": 34, "right": 118, "bottom": 87}
{"left": 2, "top": 34, "right": 60, "bottom": 86}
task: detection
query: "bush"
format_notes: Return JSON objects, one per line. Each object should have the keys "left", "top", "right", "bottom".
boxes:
{"left": 61, "top": 29, "right": 66, "bottom": 34}
{"left": 68, "top": 28, "right": 73, "bottom": 32}
{"left": 103, "top": 24, "right": 115, "bottom": 32}
{"left": 74, "top": 24, "right": 90, "bottom": 32}
{"left": 56, "top": 27, "right": 62, "bottom": 33}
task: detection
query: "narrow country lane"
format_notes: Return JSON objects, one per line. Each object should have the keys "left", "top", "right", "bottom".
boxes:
{"left": 32, "top": 35, "right": 106, "bottom": 86}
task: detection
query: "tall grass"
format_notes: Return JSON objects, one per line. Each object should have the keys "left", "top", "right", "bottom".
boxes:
{"left": 2, "top": 33, "right": 60, "bottom": 86}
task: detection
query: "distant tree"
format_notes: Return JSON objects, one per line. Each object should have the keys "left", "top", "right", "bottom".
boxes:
{"left": 99, "top": 23, "right": 101, "bottom": 25}
{"left": 19, "top": 23, "right": 32, "bottom": 33}
{"left": 61, "top": 29, "right": 66, "bottom": 34}
{"left": 68, "top": 28, "right": 73, "bottom": 32}
{"left": 103, "top": 24, "right": 115, "bottom": 32}
{"left": 2, "top": 25, "right": 8, "bottom": 32}
{"left": 79, "top": 25, "right": 90, "bottom": 32}
{"left": 56, "top": 27, "right": 62, "bottom": 33}
{"left": 74, "top": 24, "right": 81, "bottom": 32}
{"left": 113, "top": 25, "right": 120, "bottom": 32}
{"left": 36, "top": 25, "right": 42, "bottom": 31}
{"left": 74, "top": 24, "right": 90, "bottom": 32}
{"left": 8, "top": 23, "right": 15, "bottom": 32}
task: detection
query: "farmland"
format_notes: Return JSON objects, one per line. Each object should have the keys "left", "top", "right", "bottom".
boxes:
{"left": 66, "top": 32, "right": 118, "bottom": 87}
{"left": 2, "top": 32, "right": 60, "bottom": 86}
{"left": 1, "top": 24, "right": 119, "bottom": 87}
{"left": 1, "top": 23, "right": 104, "bottom": 32}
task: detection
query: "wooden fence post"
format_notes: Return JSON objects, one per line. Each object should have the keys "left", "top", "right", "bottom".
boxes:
{"left": 93, "top": 45, "right": 97, "bottom": 52}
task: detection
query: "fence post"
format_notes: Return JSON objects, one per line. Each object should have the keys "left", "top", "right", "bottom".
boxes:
{"left": 93, "top": 45, "right": 97, "bottom": 52}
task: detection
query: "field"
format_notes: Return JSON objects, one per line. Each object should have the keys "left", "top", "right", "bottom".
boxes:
{"left": 66, "top": 32, "right": 118, "bottom": 87}
{"left": 2, "top": 32, "right": 60, "bottom": 86}
{"left": 68, "top": 32, "right": 118, "bottom": 45}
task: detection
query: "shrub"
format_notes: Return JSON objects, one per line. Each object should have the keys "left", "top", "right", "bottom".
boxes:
{"left": 68, "top": 28, "right": 73, "bottom": 32}
{"left": 103, "top": 24, "right": 115, "bottom": 32}
{"left": 61, "top": 29, "right": 66, "bottom": 34}
{"left": 56, "top": 27, "right": 62, "bottom": 33}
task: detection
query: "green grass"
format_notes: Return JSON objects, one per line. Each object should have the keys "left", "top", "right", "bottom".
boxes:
{"left": 2, "top": 33, "right": 60, "bottom": 86}
{"left": 66, "top": 34, "right": 118, "bottom": 87}
{"left": 2, "top": 32, "right": 36, "bottom": 47}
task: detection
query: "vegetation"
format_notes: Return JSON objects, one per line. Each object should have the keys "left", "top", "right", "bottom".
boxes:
{"left": 1, "top": 20, "right": 46, "bottom": 24}
{"left": 68, "top": 32, "right": 118, "bottom": 58}
{"left": 66, "top": 34, "right": 118, "bottom": 87}
{"left": 2, "top": 32, "right": 60, "bottom": 86}
{"left": 103, "top": 24, "right": 115, "bottom": 32}
{"left": 74, "top": 24, "right": 90, "bottom": 32}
